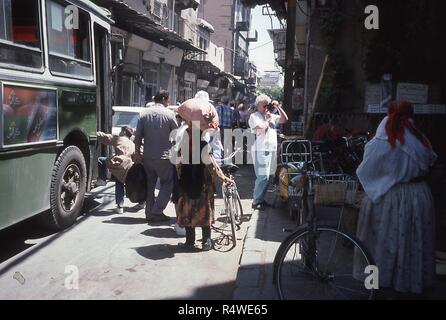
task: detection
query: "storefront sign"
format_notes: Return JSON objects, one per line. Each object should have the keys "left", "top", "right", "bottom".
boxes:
{"left": 2, "top": 84, "right": 57, "bottom": 146}
{"left": 413, "top": 104, "right": 445, "bottom": 114}
{"left": 184, "top": 72, "right": 196, "bottom": 83}
{"left": 197, "top": 79, "right": 210, "bottom": 88}
{"left": 396, "top": 83, "right": 428, "bottom": 104}
{"left": 364, "top": 83, "right": 381, "bottom": 108}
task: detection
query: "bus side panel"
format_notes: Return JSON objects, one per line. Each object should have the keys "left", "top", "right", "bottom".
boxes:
{"left": 0, "top": 150, "right": 57, "bottom": 230}
{"left": 58, "top": 88, "right": 97, "bottom": 140}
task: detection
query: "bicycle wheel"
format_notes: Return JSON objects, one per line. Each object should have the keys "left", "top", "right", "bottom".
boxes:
{"left": 274, "top": 225, "right": 375, "bottom": 300}
{"left": 233, "top": 190, "right": 243, "bottom": 227}
{"left": 213, "top": 184, "right": 237, "bottom": 251}
{"left": 227, "top": 194, "right": 237, "bottom": 246}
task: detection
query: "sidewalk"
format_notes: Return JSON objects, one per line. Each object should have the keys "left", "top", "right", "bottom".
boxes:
{"left": 233, "top": 182, "right": 446, "bottom": 300}
{"left": 233, "top": 189, "right": 295, "bottom": 300}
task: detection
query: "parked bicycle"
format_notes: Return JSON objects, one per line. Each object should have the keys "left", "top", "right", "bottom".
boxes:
{"left": 209, "top": 151, "right": 245, "bottom": 252}
{"left": 273, "top": 161, "right": 375, "bottom": 300}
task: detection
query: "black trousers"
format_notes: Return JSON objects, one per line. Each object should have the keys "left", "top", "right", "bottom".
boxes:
{"left": 185, "top": 226, "right": 211, "bottom": 244}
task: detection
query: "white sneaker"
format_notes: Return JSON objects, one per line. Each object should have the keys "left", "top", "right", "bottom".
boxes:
{"left": 174, "top": 223, "right": 186, "bottom": 236}
{"left": 115, "top": 206, "right": 124, "bottom": 214}
{"left": 95, "top": 179, "right": 106, "bottom": 187}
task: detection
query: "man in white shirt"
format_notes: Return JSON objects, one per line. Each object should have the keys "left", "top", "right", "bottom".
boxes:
{"left": 248, "top": 94, "right": 288, "bottom": 210}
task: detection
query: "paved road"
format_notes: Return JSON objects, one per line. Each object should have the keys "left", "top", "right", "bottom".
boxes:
{"left": 0, "top": 166, "right": 255, "bottom": 300}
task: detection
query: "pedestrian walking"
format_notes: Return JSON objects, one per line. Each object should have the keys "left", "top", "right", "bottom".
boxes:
{"left": 215, "top": 96, "right": 235, "bottom": 161}
{"left": 354, "top": 100, "right": 437, "bottom": 297}
{"left": 248, "top": 94, "right": 288, "bottom": 210}
{"left": 134, "top": 90, "right": 179, "bottom": 223}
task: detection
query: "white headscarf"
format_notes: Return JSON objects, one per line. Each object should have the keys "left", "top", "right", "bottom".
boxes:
{"left": 357, "top": 116, "right": 437, "bottom": 202}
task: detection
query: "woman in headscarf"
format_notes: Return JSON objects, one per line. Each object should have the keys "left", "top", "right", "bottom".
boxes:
{"left": 355, "top": 100, "right": 437, "bottom": 297}
{"left": 174, "top": 95, "right": 231, "bottom": 251}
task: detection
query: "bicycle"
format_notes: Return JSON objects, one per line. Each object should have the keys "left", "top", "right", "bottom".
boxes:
{"left": 275, "top": 139, "right": 313, "bottom": 222}
{"left": 273, "top": 162, "right": 375, "bottom": 300}
{"left": 209, "top": 151, "right": 245, "bottom": 252}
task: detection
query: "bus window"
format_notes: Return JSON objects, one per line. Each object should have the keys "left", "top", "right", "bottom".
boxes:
{"left": 0, "top": 0, "right": 42, "bottom": 69}
{"left": 46, "top": 0, "right": 92, "bottom": 80}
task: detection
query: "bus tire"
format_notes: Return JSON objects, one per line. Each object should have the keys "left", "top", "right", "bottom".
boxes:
{"left": 48, "top": 146, "right": 87, "bottom": 230}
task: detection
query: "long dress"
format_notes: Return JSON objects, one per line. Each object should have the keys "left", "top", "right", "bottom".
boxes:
{"left": 175, "top": 163, "right": 215, "bottom": 228}
{"left": 354, "top": 116, "right": 437, "bottom": 294}
{"left": 174, "top": 130, "right": 216, "bottom": 228}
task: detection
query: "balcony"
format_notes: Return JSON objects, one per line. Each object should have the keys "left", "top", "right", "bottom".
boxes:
{"left": 159, "top": 6, "right": 183, "bottom": 35}
{"left": 234, "top": 53, "right": 249, "bottom": 78}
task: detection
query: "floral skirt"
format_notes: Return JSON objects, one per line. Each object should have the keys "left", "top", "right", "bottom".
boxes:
{"left": 354, "top": 181, "right": 435, "bottom": 293}
{"left": 175, "top": 165, "right": 215, "bottom": 228}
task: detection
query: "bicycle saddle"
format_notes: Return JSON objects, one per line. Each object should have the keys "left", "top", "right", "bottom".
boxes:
{"left": 220, "top": 163, "right": 239, "bottom": 175}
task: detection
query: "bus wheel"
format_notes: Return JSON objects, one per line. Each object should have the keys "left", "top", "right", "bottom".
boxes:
{"left": 48, "top": 146, "right": 87, "bottom": 230}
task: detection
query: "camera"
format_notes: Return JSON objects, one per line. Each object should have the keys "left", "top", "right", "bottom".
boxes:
{"left": 266, "top": 103, "right": 275, "bottom": 112}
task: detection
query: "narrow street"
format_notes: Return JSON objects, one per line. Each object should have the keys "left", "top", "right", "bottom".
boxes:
{"left": 0, "top": 167, "right": 255, "bottom": 300}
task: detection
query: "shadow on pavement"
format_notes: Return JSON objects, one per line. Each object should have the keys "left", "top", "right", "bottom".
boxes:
{"left": 125, "top": 206, "right": 146, "bottom": 213}
{"left": 141, "top": 227, "right": 183, "bottom": 239}
{"left": 0, "top": 197, "right": 102, "bottom": 265}
{"left": 169, "top": 280, "right": 236, "bottom": 300}
{"left": 103, "top": 217, "right": 148, "bottom": 225}
{"left": 89, "top": 210, "right": 116, "bottom": 217}
{"left": 134, "top": 243, "right": 202, "bottom": 260}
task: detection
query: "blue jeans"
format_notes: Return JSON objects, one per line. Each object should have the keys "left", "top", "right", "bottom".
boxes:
{"left": 252, "top": 151, "right": 276, "bottom": 205}
{"left": 98, "top": 156, "right": 108, "bottom": 180}
{"left": 115, "top": 179, "right": 125, "bottom": 207}
{"left": 99, "top": 156, "right": 124, "bottom": 206}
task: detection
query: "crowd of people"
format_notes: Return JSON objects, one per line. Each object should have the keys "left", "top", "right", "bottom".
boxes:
{"left": 95, "top": 89, "right": 440, "bottom": 298}
{"left": 95, "top": 90, "right": 288, "bottom": 251}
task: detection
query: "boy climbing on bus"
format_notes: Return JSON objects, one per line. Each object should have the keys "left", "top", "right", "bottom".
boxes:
{"left": 96, "top": 126, "right": 145, "bottom": 213}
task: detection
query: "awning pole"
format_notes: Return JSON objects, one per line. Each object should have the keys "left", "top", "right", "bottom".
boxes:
{"left": 282, "top": 0, "right": 297, "bottom": 135}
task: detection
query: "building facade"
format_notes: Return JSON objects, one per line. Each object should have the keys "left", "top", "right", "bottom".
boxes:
{"left": 199, "top": 0, "right": 257, "bottom": 77}
{"left": 93, "top": 0, "right": 202, "bottom": 105}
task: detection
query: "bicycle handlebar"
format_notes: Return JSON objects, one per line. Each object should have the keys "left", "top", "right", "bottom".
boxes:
{"left": 209, "top": 153, "right": 235, "bottom": 185}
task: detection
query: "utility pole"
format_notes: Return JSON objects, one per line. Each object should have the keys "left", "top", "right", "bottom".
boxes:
{"left": 282, "top": 0, "right": 297, "bottom": 134}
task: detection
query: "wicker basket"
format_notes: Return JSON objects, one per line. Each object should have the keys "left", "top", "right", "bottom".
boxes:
{"left": 313, "top": 174, "right": 358, "bottom": 206}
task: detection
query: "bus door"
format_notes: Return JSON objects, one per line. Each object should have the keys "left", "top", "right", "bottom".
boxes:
{"left": 93, "top": 23, "right": 111, "bottom": 172}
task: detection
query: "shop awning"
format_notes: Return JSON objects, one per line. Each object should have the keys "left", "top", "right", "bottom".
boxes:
{"left": 93, "top": 0, "right": 205, "bottom": 53}
{"left": 183, "top": 59, "right": 222, "bottom": 80}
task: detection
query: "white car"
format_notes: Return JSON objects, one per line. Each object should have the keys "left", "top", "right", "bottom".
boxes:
{"left": 111, "top": 105, "right": 179, "bottom": 136}
{"left": 112, "top": 106, "right": 146, "bottom": 136}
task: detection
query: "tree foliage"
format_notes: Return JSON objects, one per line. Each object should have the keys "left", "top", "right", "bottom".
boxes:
{"left": 256, "top": 86, "right": 284, "bottom": 103}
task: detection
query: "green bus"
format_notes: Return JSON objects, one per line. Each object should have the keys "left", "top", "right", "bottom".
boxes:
{"left": 0, "top": 0, "right": 113, "bottom": 230}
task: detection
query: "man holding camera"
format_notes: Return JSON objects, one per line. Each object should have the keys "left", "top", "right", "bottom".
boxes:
{"left": 248, "top": 94, "right": 288, "bottom": 210}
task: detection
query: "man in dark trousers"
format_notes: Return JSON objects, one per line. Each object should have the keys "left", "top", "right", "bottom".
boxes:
{"left": 134, "top": 91, "right": 178, "bottom": 223}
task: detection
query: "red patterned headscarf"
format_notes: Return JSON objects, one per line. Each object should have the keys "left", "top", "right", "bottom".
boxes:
{"left": 385, "top": 100, "right": 430, "bottom": 148}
